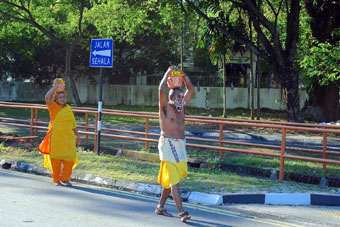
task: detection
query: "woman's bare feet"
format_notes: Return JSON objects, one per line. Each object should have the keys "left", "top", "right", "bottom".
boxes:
{"left": 61, "top": 180, "right": 72, "bottom": 186}
{"left": 54, "top": 181, "right": 63, "bottom": 186}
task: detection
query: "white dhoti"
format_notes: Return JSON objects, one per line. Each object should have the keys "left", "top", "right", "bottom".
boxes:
{"left": 157, "top": 136, "right": 188, "bottom": 189}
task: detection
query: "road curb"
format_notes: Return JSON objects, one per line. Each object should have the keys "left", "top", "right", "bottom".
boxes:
{"left": 2, "top": 159, "right": 340, "bottom": 206}
{"left": 265, "top": 193, "right": 311, "bottom": 205}
{"left": 222, "top": 193, "right": 340, "bottom": 206}
{"left": 188, "top": 191, "right": 223, "bottom": 205}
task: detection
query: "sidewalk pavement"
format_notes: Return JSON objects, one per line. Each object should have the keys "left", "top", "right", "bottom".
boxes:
{"left": 2, "top": 159, "right": 340, "bottom": 206}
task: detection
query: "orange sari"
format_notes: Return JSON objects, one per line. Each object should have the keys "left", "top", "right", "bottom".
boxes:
{"left": 38, "top": 101, "right": 78, "bottom": 169}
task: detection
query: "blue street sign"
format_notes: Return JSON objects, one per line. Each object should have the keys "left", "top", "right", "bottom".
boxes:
{"left": 89, "top": 38, "right": 113, "bottom": 68}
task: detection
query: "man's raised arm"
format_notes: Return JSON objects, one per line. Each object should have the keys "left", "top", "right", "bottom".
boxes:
{"left": 159, "top": 67, "right": 173, "bottom": 109}
{"left": 182, "top": 73, "right": 194, "bottom": 106}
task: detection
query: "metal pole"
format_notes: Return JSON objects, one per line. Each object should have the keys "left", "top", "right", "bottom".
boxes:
{"left": 279, "top": 128, "right": 286, "bottom": 181}
{"left": 35, "top": 108, "right": 38, "bottom": 136}
{"left": 94, "top": 113, "right": 98, "bottom": 153}
{"left": 219, "top": 124, "right": 223, "bottom": 159}
{"left": 322, "top": 132, "right": 327, "bottom": 174}
{"left": 85, "top": 112, "right": 89, "bottom": 144}
{"left": 145, "top": 118, "right": 149, "bottom": 150}
{"left": 96, "top": 67, "right": 103, "bottom": 155}
{"left": 30, "top": 108, "right": 34, "bottom": 136}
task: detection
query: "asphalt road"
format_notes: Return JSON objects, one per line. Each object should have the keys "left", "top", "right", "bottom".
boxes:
{"left": 222, "top": 204, "right": 340, "bottom": 227}
{"left": 0, "top": 169, "right": 303, "bottom": 227}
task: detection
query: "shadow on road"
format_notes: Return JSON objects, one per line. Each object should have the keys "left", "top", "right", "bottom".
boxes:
{"left": 69, "top": 185, "right": 230, "bottom": 227}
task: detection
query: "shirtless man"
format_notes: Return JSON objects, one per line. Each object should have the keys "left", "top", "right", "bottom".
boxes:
{"left": 155, "top": 66, "right": 194, "bottom": 222}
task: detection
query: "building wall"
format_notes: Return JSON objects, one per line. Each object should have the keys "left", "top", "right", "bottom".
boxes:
{"left": 0, "top": 80, "right": 307, "bottom": 110}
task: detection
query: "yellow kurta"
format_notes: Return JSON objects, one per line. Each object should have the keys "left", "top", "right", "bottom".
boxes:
{"left": 39, "top": 101, "right": 78, "bottom": 170}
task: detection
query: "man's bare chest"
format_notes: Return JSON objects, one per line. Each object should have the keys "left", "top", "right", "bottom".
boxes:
{"left": 165, "top": 106, "right": 184, "bottom": 125}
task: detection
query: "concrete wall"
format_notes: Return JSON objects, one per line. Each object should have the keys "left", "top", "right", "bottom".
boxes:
{"left": 0, "top": 81, "right": 49, "bottom": 102}
{"left": 0, "top": 80, "right": 308, "bottom": 110}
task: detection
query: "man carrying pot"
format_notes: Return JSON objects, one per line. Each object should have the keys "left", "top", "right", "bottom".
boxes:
{"left": 155, "top": 66, "right": 194, "bottom": 222}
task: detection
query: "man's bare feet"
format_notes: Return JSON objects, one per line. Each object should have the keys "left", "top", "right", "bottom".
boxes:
{"left": 155, "top": 206, "right": 173, "bottom": 217}
{"left": 178, "top": 211, "right": 191, "bottom": 222}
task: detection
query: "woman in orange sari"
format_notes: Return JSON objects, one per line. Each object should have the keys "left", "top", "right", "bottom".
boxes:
{"left": 39, "top": 78, "right": 80, "bottom": 186}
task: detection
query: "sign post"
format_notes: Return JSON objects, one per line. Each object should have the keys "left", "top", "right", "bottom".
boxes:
{"left": 89, "top": 38, "right": 113, "bottom": 155}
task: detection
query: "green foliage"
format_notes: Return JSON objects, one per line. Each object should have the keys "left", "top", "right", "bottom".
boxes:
{"left": 297, "top": 1, "right": 340, "bottom": 90}
{"left": 300, "top": 39, "right": 340, "bottom": 86}
{"left": 193, "top": 47, "right": 217, "bottom": 72}
{"left": 85, "top": 0, "right": 154, "bottom": 43}
{"left": 0, "top": 0, "right": 91, "bottom": 86}
{"left": 257, "top": 59, "right": 271, "bottom": 74}
{"left": 157, "top": 0, "right": 186, "bottom": 31}
{"left": 108, "top": 31, "right": 180, "bottom": 78}
{"left": 0, "top": 22, "right": 72, "bottom": 83}
{"left": 0, "top": 0, "right": 184, "bottom": 83}
{"left": 208, "top": 35, "right": 229, "bottom": 67}
{"left": 0, "top": 19, "right": 46, "bottom": 81}
{"left": 0, "top": 0, "right": 84, "bottom": 41}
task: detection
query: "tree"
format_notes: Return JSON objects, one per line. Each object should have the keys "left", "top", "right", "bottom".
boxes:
{"left": 184, "top": 0, "right": 303, "bottom": 122}
{"left": 192, "top": 1, "right": 248, "bottom": 117}
{"left": 0, "top": 20, "right": 43, "bottom": 81}
{"left": 1, "top": 1, "right": 175, "bottom": 105}
{"left": 0, "top": 0, "right": 191, "bottom": 91}
{"left": 106, "top": 30, "right": 180, "bottom": 81}
{"left": 208, "top": 34, "right": 229, "bottom": 117}
{"left": 299, "top": 0, "right": 340, "bottom": 121}
{"left": 0, "top": 0, "right": 88, "bottom": 106}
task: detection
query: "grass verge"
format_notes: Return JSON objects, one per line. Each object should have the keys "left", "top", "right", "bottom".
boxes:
{"left": 0, "top": 144, "right": 337, "bottom": 194}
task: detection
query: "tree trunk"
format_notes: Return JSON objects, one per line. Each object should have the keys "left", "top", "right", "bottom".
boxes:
{"left": 280, "top": 65, "right": 302, "bottom": 122}
{"left": 222, "top": 55, "right": 227, "bottom": 118}
{"left": 250, "top": 52, "right": 255, "bottom": 120}
{"left": 65, "top": 47, "right": 81, "bottom": 106}
{"left": 180, "top": 28, "right": 184, "bottom": 70}
{"left": 249, "top": 16, "right": 255, "bottom": 120}
{"left": 256, "top": 72, "right": 261, "bottom": 120}
{"left": 312, "top": 82, "right": 340, "bottom": 122}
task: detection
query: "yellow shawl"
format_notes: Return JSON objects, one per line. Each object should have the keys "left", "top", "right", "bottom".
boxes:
{"left": 39, "top": 104, "right": 78, "bottom": 169}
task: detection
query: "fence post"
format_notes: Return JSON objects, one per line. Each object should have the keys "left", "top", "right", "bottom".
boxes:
{"left": 145, "top": 117, "right": 149, "bottom": 150}
{"left": 279, "top": 128, "right": 286, "bottom": 181}
{"left": 85, "top": 112, "right": 89, "bottom": 144}
{"left": 94, "top": 113, "right": 98, "bottom": 153}
{"left": 322, "top": 132, "right": 327, "bottom": 174}
{"left": 219, "top": 124, "right": 223, "bottom": 159}
{"left": 35, "top": 108, "right": 38, "bottom": 136}
{"left": 30, "top": 108, "right": 34, "bottom": 136}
